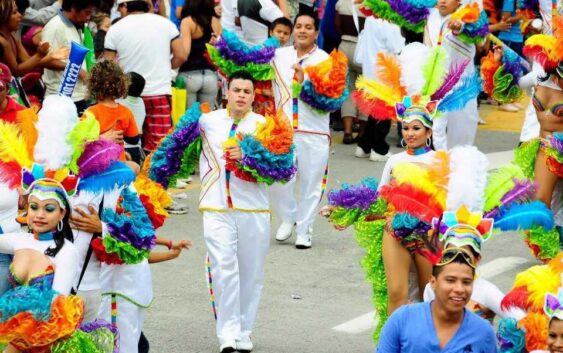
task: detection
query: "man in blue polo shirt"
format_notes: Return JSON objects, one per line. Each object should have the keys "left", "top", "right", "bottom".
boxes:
{"left": 376, "top": 247, "right": 498, "bottom": 353}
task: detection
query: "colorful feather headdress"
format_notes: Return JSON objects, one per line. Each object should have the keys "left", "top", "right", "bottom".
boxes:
{"left": 480, "top": 47, "right": 523, "bottom": 104}
{"left": 523, "top": 14, "right": 563, "bottom": 72}
{"left": 206, "top": 29, "right": 279, "bottom": 82}
{"left": 353, "top": 43, "right": 480, "bottom": 126}
{"left": 22, "top": 163, "right": 79, "bottom": 209}
{"left": 433, "top": 205, "right": 494, "bottom": 255}
{"left": 545, "top": 289, "right": 563, "bottom": 320}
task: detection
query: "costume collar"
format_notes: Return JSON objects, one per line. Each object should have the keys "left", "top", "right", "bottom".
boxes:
{"left": 34, "top": 231, "right": 55, "bottom": 241}
{"left": 406, "top": 146, "right": 432, "bottom": 155}
{"left": 226, "top": 106, "right": 251, "bottom": 123}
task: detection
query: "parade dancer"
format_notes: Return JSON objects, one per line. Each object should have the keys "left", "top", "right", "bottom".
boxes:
{"left": 148, "top": 71, "right": 295, "bottom": 352}
{"left": 270, "top": 12, "right": 349, "bottom": 248}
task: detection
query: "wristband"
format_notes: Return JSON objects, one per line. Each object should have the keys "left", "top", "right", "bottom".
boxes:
{"left": 167, "top": 240, "right": 173, "bottom": 250}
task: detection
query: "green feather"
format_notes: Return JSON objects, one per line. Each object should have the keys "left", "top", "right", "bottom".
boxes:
{"left": 513, "top": 139, "right": 541, "bottom": 178}
{"left": 66, "top": 114, "right": 100, "bottom": 174}
{"left": 421, "top": 47, "right": 448, "bottom": 97}
{"left": 483, "top": 163, "right": 525, "bottom": 212}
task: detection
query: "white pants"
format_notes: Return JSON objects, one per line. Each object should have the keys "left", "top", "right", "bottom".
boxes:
{"left": 99, "top": 294, "right": 145, "bottom": 353}
{"left": 203, "top": 211, "right": 270, "bottom": 345}
{"left": 269, "top": 132, "right": 330, "bottom": 236}
{"left": 77, "top": 289, "right": 102, "bottom": 323}
{"left": 433, "top": 99, "right": 479, "bottom": 150}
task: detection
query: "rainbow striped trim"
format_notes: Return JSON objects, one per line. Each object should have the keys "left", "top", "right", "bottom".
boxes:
{"left": 206, "top": 254, "right": 217, "bottom": 320}
{"left": 225, "top": 117, "right": 241, "bottom": 209}
{"left": 111, "top": 294, "right": 117, "bottom": 326}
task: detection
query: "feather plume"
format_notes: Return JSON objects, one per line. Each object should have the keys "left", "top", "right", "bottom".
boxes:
{"left": 34, "top": 95, "right": 78, "bottom": 171}
{"left": 78, "top": 140, "right": 123, "bottom": 178}
{"left": 15, "top": 108, "right": 38, "bottom": 157}
{"left": 391, "top": 163, "right": 445, "bottom": 208}
{"left": 0, "top": 161, "right": 23, "bottom": 189}
{"left": 494, "top": 201, "right": 554, "bottom": 231}
{"left": 78, "top": 161, "right": 135, "bottom": 193}
{"left": 376, "top": 53, "right": 406, "bottom": 96}
{"left": 379, "top": 182, "right": 444, "bottom": 223}
{"left": 352, "top": 91, "right": 396, "bottom": 120}
{"left": 66, "top": 113, "right": 100, "bottom": 174}
{"left": 520, "top": 312, "right": 549, "bottom": 352}
{"left": 501, "top": 286, "right": 531, "bottom": 311}
{"left": 500, "top": 179, "right": 537, "bottom": 206}
{"left": 431, "top": 60, "right": 470, "bottom": 100}
{"left": 0, "top": 120, "right": 32, "bottom": 169}
{"left": 437, "top": 74, "right": 481, "bottom": 113}
{"left": 446, "top": 146, "right": 488, "bottom": 211}
{"left": 513, "top": 263, "right": 561, "bottom": 311}
{"left": 426, "top": 151, "right": 450, "bottom": 203}
{"left": 355, "top": 76, "right": 401, "bottom": 106}
{"left": 420, "top": 46, "right": 448, "bottom": 96}
{"left": 483, "top": 163, "right": 525, "bottom": 211}
{"left": 398, "top": 43, "right": 430, "bottom": 95}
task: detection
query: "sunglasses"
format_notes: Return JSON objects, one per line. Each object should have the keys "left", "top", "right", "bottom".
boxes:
{"left": 436, "top": 247, "right": 476, "bottom": 269}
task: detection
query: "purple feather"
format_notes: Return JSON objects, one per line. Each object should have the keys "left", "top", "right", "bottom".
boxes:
{"left": 107, "top": 222, "right": 156, "bottom": 250}
{"left": 215, "top": 38, "right": 276, "bottom": 65}
{"left": 484, "top": 206, "right": 500, "bottom": 219}
{"left": 241, "top": 156, "right": 297, "bottom": 182}
{"left": 551, "top": 133, "right": 563, "bottom": 154}
{"left": 327, "top": 184, "right": 379, "bottom": 210}
{"left": 431, "top": 60, "right": 470, "bottom": 100}
{"left": 22, "top": 169, "right": 35, "bottom": 188}
{"left": 500, "top": 179, "right": 537, "bottom": 207}
{"left": 394, "top": 222, "right": 431, "bottom": 238}
{"left": 387, "top": 0, "right": 430, "bottom": 24}
{"left": 78, "top": 140, "right": 123, "bottom": 179}
{"left": 80, "top": 319, "right": 119, "bottom": 353}
{"left": 502, "top": 50, "right": 523, "bottom": 86}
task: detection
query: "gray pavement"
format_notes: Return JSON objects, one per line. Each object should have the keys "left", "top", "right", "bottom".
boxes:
{"left": 144, "top": 128, "right": 540, "bottom": 353}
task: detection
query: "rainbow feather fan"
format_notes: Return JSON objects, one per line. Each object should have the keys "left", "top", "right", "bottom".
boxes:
{"left": 225, "top": 110, "right": 296, "bottom": 185}
{"left": 327, "top": 178, "right": 379, "bottom": 211}
{"left": 523, "top": 15, "right": 563, "bottom": 72}
{"left": 362, "top": 0, "right": 435, "bottom": 33}
{"left": 148, "top": 102, "right": 210, "bottom": 189}
{"left": 379, "top": 182, "right": 444, "bottom": 223}
{"left": 452, "top": 3, "right": 490, "bottom": 44}
{"left": 0, "top": 120, "right": 33, "bottom": 188}
{"left": 206, "top": 29, "right": 279, "bottom": 82}
{"left": 296, "top": 50, "right": 350, "bottom": 114}
{"left": 480, "top": 50, "right": 523, "bottom": 104}
{"left": 93, "top": 187, "right": 156, "bottom": 265}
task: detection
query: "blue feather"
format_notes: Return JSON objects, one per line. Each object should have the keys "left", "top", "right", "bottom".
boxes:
{"left": 437, "top": 74, "right": 481, "bottom": 113}
{"left": 494, "top": 200, "right": 554, "bottom": 231}
{"left": 78, "top": 161, "right": 135, "bottom": 193}
{"left": 403, "top": 0, "right": 437, "bottom": 8}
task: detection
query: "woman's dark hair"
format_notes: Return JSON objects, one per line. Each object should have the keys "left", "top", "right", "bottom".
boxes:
{"left": 14, "top": 0, "right": 29, "bottom": 15}
{"left": 180, "top": 0, "right": 215, "bottom": 37}
{"left": 45, "top": 198, "right": 74, "bottom": 257}
{"left": 0, "top": 0, "right": 15, "bottom": 25}
{"left": 294, "top": 12, "right": 320, "bottom": 31}
{"left": 539, "top": 62, "right": 563, "bottom": 82}
{"left": 123, "top": 0, "right": 149, "bottom": 13}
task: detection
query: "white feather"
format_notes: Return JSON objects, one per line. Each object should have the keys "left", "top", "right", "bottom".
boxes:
{"left": 446, "top": 145, "right": 489, "bottom": 211}
{"left": 34, "top": 95, "right": 78, "bottom": 170}
{"left": 398, "top": 43, "right": 431, "bottom": 96}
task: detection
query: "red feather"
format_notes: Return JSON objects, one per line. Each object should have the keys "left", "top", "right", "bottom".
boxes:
{"left": 352, "top": 91, "right": 396, "bottom": 120}
{"left": 0, "top": 161, "right": 22, "bottom": 189}
{"left": 501, "top": 286, "right": 530, "bottom": 311}
{"left": 91, "top": 238, "right": 124, "bottom": 265}
{"left": 379, "top": 182, "right": 444, "bottom": 223}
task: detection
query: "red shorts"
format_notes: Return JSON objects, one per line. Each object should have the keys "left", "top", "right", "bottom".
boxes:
{"left": 141, "top": 95, "right": 172, "bottom": 152}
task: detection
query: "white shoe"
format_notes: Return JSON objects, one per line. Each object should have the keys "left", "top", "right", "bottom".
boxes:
{"left": 165, "top": 201, "right": 189, "bottom": 215}
{"left": 177, "top": 177, "right": 192, "bottom": 184}
{"left": 513, "top": 102, "right": 523, "bottom": 109}
{"left": 369, "top": 151, "right": 392, "bottom": 162}
{"left": 295, "top": 233, "right": 312, "bottom": 249}
{"left": 355, "top": 146, "right": 370, "bottom": 158}
{"left": 219, "top": 341, "right": 236, "bottom": 353}
{"left": 499, "top": 103, "right": 519, "bottom": 112}
{"left": 175, "top": 179, "right": 188, "bottom": 188}
{"left": 236, "top": 340, "right": 254, "bottom": 352}
{"left": 275, "top": 222, "right": 294, "bottom": 241}
{"left": 478, "top": 117, "right": 486, "bottom": 125}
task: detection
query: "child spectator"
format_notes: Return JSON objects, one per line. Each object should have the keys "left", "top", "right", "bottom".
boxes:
{"left": 86, "top": 60, "right": 141, "bottom": 170}
{"left": 269, "top": 16, "right": 292, "bottom": 46}
{"left": 118, "top": 71, "right": 146, "bottom": 165}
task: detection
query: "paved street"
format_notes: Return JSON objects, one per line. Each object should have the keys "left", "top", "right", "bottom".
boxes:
{"left": 144, "top": 119, "right": 539, "bottom": 352}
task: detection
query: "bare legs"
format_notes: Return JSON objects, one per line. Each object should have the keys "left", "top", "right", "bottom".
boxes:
{"left": 535, "top": 148, "right": 559, "bottom": 207}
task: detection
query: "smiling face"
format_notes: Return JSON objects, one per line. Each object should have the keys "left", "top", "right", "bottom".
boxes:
{"left": 27, "top": 196, "right": 66, "bottom": 234}
{"left": 293, "top": 15, "right": 317, "bottom": 51}
{"left": 401, "top": 120, "right": 432, "bottom": 149}
{"left": 227, "top": 78, "right": 254, "bottom": 117}
{"left": 430, "top": 262, "right": 474, "bottom": 314}
{"left": 548, "top": 318, "right": 563, "bottom": 353}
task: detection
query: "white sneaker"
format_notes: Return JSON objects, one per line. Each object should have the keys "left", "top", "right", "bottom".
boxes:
{"left": 355, "top": 146, "right": 370, "bottom": 158}
{"left": 177, "top": 177, "right": 192, "bottom": 184}
{"left": 275, "top": 222, "right": 294, "bottom": 241}
{"left": 165, "top": 201, "right": 189, "bottom": 215}
{"left": 295, "top": 233, "right": 312, "bottom": 249}
{"left": 499, "top": 103, "right": 519, "bottom": 112}
{"left": 175, "top": 179, "right": 188, "bottom": 188}
{"left": 478, "top": 117, "right": 486, "bottom": 125}
{"left": 369, "top": 151, "right": 392, "bottom": 162}
{"left": 235, "top": 340, "right": 254, "bottom": 352}
{"left": 219, "top": 341, "right": 236, "bottom": 353}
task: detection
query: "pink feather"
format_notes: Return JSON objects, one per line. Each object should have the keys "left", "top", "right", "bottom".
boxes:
{"left": 431, "top": 60, "right": 470, "bottom": 100}
{"left": 500, "top": 179, "right": 538, "bottom": 207}
{"left": 78, "top": 139, "right": 123, "bottom": 178}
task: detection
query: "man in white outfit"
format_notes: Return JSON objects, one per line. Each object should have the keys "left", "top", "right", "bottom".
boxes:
{"left": 200, "top": 71, "right": 272, "bottom": 353}
{"left": 270, "top": 13, "right": 333, "bottom": 249}
{"left": 424, "top": 0, "right": 481, "bottom": 150}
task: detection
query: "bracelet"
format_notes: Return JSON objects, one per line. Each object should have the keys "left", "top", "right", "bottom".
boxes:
{"left": 167, "top": 240, "right": 173, "bottom": 250}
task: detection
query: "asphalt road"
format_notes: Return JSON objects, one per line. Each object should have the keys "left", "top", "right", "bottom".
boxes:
{"left": 144, "top": 127, "right": 539, "bottom": 353}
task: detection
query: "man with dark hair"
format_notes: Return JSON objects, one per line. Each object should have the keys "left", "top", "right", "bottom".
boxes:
{"left": 104, "top": 0, "right": 186, "bottom": 153}
{"left": 41, "top": 0, "right": 98, "bottom": 113}
{"left": 376, "top": 247, "right": 498, "bottom": 353}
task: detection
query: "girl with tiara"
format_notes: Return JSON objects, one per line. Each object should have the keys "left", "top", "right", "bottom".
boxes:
{"left": 0, "top": 95, "right": 117, "bottom": 352}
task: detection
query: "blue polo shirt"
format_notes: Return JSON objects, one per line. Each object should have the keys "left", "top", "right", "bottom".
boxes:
{"left": 170, "top": 0, "right": 185, "bottom": 28}
{"left": 498, "top": 0, "right": 523, "bottom": 43}
{"left": 376, "top": 302, "right": 498, "bottom": 353}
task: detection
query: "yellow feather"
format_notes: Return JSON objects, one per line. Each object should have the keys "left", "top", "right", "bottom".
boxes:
{"left": 0, "top": 121, "right": 32, "bottom": 169}
{"left": 15, "top": 108, "right": 38, "bottom": 157}
{"left": 514, "top": 264, "right": 560, "bottom": 311}
{"left": 391, "top": 161, "right": 447, "bottom": 208}
{"left": 376, "top": 53, "right": 406, "bottom": 96}
{"left": 356, "top": 76, "right": 402, "bottom": 106}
